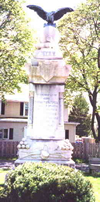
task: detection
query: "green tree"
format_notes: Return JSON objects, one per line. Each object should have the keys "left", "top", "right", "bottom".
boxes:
{"left": 69, "top": 94, "right": 91, "bottom": 137}
{"left": 0, "top": 0, "right": 35, "bottom": 96}
{"left": 58, "top": 0, "right": 100, "bottom": 142}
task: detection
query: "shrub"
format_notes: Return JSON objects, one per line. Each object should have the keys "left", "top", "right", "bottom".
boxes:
{"left": 0, "top": 162, "right": 95, "bottom": 202}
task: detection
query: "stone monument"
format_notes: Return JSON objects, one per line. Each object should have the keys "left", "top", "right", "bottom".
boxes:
{"left": 15, "top": 5, "right": 75, "bottom": 167}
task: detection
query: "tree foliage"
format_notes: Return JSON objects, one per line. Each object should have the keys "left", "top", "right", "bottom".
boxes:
{"left": 58, "top": 0, "right": 100, "bottom": 141}
{"left": 69, "top": 94, "right": 91, "bottom": 137}
{"left": 0, "top": 0, "right": 35, "bottom": 96}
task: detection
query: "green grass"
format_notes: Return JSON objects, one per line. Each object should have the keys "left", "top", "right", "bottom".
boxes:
{"left": 73, "top": 158, "right": 88, "bottom": 164}
{"left": 84, "top": 174, "right": 100, "bottom": 202}
{"left": 0, "top": 168, "right": 100, "bottom": 202}
{"left": 0, "top": 169, "right": 10, "bottom": 186}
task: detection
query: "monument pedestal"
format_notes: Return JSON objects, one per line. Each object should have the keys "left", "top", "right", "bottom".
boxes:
{"left": 16, "top": 138, "right": 75, "bottom": 167}
{"left": 15, "top": 25, "right": 75, "bottom": 167}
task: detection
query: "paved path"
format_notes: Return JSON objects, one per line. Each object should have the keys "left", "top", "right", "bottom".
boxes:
{"left": 75, "top": 163, "right": 89, "bottom": 172}
{"left": 0, "top": 160, "right": 15, "bottom": 169}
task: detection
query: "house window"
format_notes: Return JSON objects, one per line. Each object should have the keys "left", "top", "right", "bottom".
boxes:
{"left": 65, "top": 130, "right": 69, "bottom": 139}
{"left": 20, "top": 102, "right": 24, "bottom": 116}
{"left": 24, "top": 103, "right": 28, "bottom": 116}
{"left": 9, "top": 128, "right": 13, "bottom": 140}
{"left": 3, "top": 129, "right": 8, "bottom": 139}
{"left": 0, "top": 130, "right": 2, "bottom": 139}
{"left": 20, "top": 102, "right": 28, "bottom": 116}
{"left": 0, "top": 101, "right": 5, "bottom": 115}
{"left": 0, "top": 128, "right": 13, "bottom": 140}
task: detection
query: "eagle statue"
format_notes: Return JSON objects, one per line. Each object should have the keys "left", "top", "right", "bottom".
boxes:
{"left": 27, "top": 5, "right": 74, "bottom": 26}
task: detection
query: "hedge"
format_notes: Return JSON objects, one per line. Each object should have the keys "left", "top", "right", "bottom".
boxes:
{"left": 0, "top": 162, "right": 95, "bottom": 202}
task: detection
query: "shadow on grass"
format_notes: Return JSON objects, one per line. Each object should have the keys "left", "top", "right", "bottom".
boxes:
{"left": 0, "top": 184, "right": 4, "bottom": 188}
{"left": 0, "top": 157, "right": 17, "bottom": 161}
{"left": 0, "top": 169, "right": 10, "bottom": 173}
{"left": 83, "top": 172, "right": 100, "bottom": 178}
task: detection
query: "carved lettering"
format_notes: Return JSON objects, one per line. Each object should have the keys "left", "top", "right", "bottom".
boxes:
{"left": 42, "top": 51, "right": 56, "bottom": 57}
{"left": 34, "top": 93, "right": 59, "bottom": 129}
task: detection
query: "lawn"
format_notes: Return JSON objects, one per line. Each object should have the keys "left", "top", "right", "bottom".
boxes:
{"left": 0, "top": 168, "right": 100, "bottom": 202}
{"left": 84, "top": 174, "right": 100, "bottom": 202}
{"left": 0, "top": 169, "right": 9, "bottom": 186}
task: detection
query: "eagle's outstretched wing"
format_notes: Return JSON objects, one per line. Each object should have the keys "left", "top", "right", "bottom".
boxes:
{"left": 54, "top": 7, "right": 74, "bottom": 21}
{"left": 27, "top": 5, "right": 47, "bottom": 21}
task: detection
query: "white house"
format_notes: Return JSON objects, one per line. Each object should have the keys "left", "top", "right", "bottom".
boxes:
{"left": 0, "top": 85, "right": 78, "bottom": 143}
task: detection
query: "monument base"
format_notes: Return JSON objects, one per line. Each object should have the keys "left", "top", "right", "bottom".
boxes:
{"left": 15, "top": 138, "right": 75, "bottom": 168}
{"left": 15, "top": 159, "right": 75, "bottom": 168}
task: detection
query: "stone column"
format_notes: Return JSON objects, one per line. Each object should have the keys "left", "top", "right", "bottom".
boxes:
{"left": 30, "top": 84, "right": 65, "bottom": 140}
{"left": 28, "top": 83, "right": 34, "bottom": 126}
{"left": 59, "top": 92, "right": 64, "bottom": 126}
{"left": 27, "top": 83, "right": 34, "bottom": 138}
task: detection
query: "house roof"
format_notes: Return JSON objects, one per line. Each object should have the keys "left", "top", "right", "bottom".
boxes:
{"left": 64, "top": 121, "right": 80, "bottom": 126}
{"left": 0, "top": 118, "right": 79, "bottom": 125}
{"left": 0, "top": 118, "right": 28, "bottom": 123}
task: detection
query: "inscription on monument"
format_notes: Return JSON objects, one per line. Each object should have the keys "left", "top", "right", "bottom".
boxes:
{"left": 33, "top": 92, "right": 59, "bottom": 137}
{"left": 42, "top": 51, "right": 55, "bottom": 57}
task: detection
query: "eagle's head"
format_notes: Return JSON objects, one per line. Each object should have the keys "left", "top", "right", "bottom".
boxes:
{"left": 46, "top": 11, "right": 55, "bottom": 24}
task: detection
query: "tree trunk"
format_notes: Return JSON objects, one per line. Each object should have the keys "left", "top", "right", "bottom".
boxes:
{"left": 91, "top": 107, "right": 97, "bottom": 141}
{"left": 88, "top": 86, "right": 100, "bottom": 142}
{"left": 95, "top": 111, "right": 100, "bottom": 142}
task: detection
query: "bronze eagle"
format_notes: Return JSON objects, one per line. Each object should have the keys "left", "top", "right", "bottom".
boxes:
{"left": 27, "top": 5, "right": 74, "bottom": 25}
